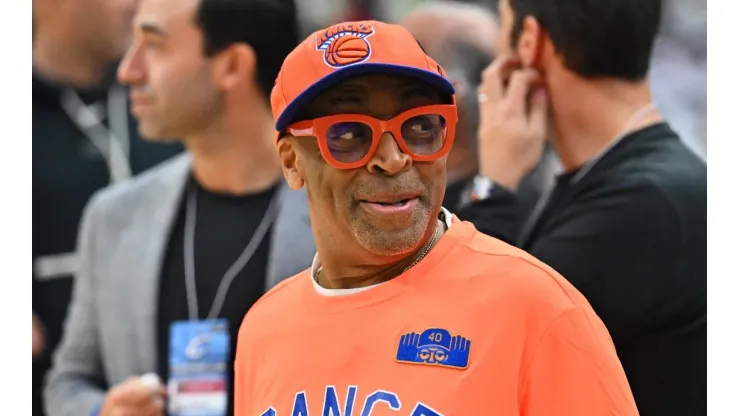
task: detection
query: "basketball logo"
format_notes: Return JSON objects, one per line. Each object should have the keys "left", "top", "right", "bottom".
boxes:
{"left": 316, "top": 23, "right": 374, "bottom": 68}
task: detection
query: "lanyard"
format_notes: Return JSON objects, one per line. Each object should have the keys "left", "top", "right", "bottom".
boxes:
{"left": 37, "top": 86, "right": 133, "bottom": 283}
{"left": 183, "top": 182, "right": 280, "bottom": 321}
{"left": 518, "top": 102, "right": 657, "bottom": 245}
{"left": 59, "top": 86, "right": 132, "bottom": 184}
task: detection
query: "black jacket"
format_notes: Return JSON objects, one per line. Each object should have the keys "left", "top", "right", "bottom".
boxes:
{"left": 32, "top": 72, "right": 182, "bottom": 415}
{"left": 458, "top": 123, "right": 707, "bottom": 416}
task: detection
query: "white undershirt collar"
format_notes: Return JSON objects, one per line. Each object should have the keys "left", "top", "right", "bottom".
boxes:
{"left": 310, "top": 207, "right": 453, "bottom": 296}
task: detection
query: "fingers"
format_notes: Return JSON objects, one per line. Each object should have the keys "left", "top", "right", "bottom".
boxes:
{"left": 479, "top": 55, "right": 521, "bottom": 102}
{"left": 528, "top": 88, "right": 549, "bottom": 138}
{"left": 127, "top": 381, "right": 163, "bottom": 405}
{"left": 147, "top": 396, "right": 165, "bottom": 416}
{"left": 478, "top": 56, "right": 545, "bottom": 125}
{"left": 506, "top": 69, "right": 542, "bottom": 114}
{"left": 115, "top": 376, "right": 165, "bottom": 407}
{"left": 102, "top": 376, "right": 167, "bottom": 416}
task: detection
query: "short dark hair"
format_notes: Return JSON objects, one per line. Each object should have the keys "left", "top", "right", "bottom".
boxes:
{"left": 510, "top": 0, "right": 662, "bottom": 80}
{"left": 195, "top": 0, "right": 299, "bottom": 99}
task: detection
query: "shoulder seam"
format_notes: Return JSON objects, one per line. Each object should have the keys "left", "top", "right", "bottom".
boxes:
{"left": 462, "top": 243, "right": 581, "bottom": 305}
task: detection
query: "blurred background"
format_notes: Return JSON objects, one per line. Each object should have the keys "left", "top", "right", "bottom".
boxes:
{"left": 297, "top": 0, "right": 707, "bottom": 160}
{"left": 32, "top": 0, "right": 706, "bottom": 415}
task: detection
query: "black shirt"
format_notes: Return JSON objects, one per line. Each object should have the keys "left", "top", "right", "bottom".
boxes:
{"left": 444, "top": 175, "right": 541, "bottom": 215}
{"left": 32, "top": 73, "right": 182, "bottom": 416}
{"left": 157, "top": 175, "right": 277, "bottom": 416}
{"left": 458, "top": 123, "right": 707, "bottom": 416}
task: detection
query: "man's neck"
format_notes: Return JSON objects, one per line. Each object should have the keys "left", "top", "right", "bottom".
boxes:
{"left": 548, "top": 76, "right": 663, "bottom": 171}
{"left": 33, "top": 34, "right": 107, "bottom": 89}
{"left": 186, "top": 112, "right": 283, "bottom": 195}
{"left": 316, "top": 218, "right": 445, "bottom": 290}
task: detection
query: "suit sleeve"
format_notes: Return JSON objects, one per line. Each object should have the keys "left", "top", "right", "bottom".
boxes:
{"left": 43, "top": 193, "right": 108, "bottom": 416}
{"left": 519, "top": 305, "right": 639, "bottom": 416}
{"left": 456, "top": 186, "right": 524, "bottom": 245}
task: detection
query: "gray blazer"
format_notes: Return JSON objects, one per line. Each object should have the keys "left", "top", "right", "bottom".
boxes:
{"left": 43, "top": 154, "right": 315, "bottom": 416}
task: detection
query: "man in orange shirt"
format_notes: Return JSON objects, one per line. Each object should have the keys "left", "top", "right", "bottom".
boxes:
{"left": 234, "top": 20, "right": 639, "bottom": 416}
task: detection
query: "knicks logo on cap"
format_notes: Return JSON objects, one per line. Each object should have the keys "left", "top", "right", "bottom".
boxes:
{"left": 396, "top": 328, "right": 471, "bottom": 370}
{"left": 315, "top": 22, "right": 375, "bottom": 68}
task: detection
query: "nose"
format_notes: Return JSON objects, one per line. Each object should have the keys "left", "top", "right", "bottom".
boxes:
{"left": 365, "top": 132, "right": 412, "bottom": 175}
{"left": 117, "top": 44, "right": 146, "bottom": 86}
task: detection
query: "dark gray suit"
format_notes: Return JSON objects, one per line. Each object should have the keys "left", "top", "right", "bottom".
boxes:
{"left": 44, "top": 154, "right": 316, "bottom": 416}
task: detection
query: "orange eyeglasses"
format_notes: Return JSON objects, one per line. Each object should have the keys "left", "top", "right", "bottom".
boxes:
{"left": 285, "top": 104, "right": 458, "bottom": 170}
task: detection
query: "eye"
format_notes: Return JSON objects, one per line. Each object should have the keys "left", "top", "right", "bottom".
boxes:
{"left": 408, "top": 119, "right": 434, "bottom": 134}
{"left": 327, "top": 122, "right": 369, "bottom": 143}
{"left": 402, "top": 115, "right": 444, "bottom": 141}
{"left": 141, "top": 38, "right": 164, "bottom": 53}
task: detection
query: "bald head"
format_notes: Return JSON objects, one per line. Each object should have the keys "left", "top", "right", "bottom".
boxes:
{"left": 401, "top": 1, "right": 499, "bottom": 57}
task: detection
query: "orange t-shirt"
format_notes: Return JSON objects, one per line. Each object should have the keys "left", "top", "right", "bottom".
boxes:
{"left": 235, "top": 219, "right": 638, "bottom": 416}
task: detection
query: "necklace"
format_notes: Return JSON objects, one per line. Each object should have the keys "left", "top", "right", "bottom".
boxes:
{"left": 401, "top": 225, "right": 440, "bottom": 272}
{"left": 315, "top": 222, "right": 442, "bottom": 285}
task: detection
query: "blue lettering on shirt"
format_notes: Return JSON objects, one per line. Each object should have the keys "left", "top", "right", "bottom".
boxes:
{"left": 292, "top": 392, "right": 309, "bottom": 416}
{"left": 323, "top": 385, "right": 357, "bottom": 416}
{"left": 259, "top": 386, "right": 442, "bottom": 416}
{"left": 360, "top": 390, "right": 401, "bottom": 416}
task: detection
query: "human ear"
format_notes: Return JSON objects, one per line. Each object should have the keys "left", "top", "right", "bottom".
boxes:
{"left": 277, "top": 137, "right": 306, "bottom": 190}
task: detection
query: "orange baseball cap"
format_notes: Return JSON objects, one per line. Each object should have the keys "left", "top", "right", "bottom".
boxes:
{"left": 271, "top": 20, "right": 456, "bottom": 133}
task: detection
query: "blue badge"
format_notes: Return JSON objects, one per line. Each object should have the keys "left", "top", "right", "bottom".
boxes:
{"left": 396, "top": 328, "right": 471, "bottom": 370}
{"left": 168, "top": 319, "right": 230, "bottom": 416}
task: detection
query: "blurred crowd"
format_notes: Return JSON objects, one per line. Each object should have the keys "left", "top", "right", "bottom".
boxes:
{"left": 32, "top": 0, "right": 706, "bottom": 415}
{"left": 300, "top": 0, "right": 707, "bottom": 161}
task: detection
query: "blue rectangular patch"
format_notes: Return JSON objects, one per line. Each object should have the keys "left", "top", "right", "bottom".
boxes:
{"left": 396, "top": 328, "right": 471, "bottom": 370}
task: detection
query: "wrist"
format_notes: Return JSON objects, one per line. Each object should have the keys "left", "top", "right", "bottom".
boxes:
{"left": 469, "top": 175, "right": 496, "bottom": 202}
{"left": 478, "top": 165, "right": 522, "bottom": 192}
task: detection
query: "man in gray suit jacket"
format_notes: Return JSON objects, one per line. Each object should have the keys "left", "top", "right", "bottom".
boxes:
{"left": 44, "top": 1, "right": 314, "bottom": 415}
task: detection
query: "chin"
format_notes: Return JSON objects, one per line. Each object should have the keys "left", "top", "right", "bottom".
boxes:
{"left": 137, "top": 124, "right": 180, "bottom": 143}
{"left": 351, "top": 212, "right": 430, "bottom": 258}
{"left": 356, "top": 229, "right": 423, "bottom": 257}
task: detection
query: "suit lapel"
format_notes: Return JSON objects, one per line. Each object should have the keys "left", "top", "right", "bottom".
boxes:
{"left": 266, "top": 185, "right": 315, "bottom": 289}
{"left": 131, "top": 154, "right": 191, "bottom": 373}
{"left": 130, "top": 166, "right": 313, "bottom": 371}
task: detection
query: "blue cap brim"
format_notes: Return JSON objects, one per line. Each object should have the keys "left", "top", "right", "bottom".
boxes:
{"left": 275, "top": 63, "right": 456, "bottom": 132}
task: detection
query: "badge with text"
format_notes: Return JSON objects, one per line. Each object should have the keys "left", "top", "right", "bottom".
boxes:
{"left": 168, "top": 319, "right": 230, "bottom": 416}
{"left": 396, "top": 327, "right": 471, "bottom": 370}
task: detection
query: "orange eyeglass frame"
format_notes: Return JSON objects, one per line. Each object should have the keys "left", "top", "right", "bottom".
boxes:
{"left": 285, "top": 104, "right": 459, "bottom": 170}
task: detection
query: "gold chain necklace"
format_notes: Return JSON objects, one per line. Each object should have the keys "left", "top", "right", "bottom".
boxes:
{"left": 315, "top": 223, "right": 441, "bottom": 284}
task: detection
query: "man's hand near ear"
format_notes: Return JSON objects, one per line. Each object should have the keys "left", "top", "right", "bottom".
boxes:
{"left": 476, "top": 55, "right": 549, "bottom": 192}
